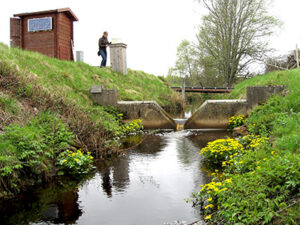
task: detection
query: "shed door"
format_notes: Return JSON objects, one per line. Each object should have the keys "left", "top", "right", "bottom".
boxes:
{"left": 10, "top": 18, "right": 21, "bottom": 47}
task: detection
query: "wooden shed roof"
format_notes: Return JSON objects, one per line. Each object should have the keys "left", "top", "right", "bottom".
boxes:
{"left": 14, "top": 8, "right": 79, "bottom": 21}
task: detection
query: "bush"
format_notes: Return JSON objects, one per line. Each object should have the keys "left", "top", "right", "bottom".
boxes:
{"left": 193, "top": 139, "right": 299, "bottom": 224}
{"left": 56, "top": 149, "right": 94, "bottom": 175}
{"left": 120, "top": 119, "right": 143, "bottom": 135}
{"left": 200, "top": 138, "right": 244, "bottom": 167}
{"left": 0, "top": 112, "right": 74, "bottom": 197}
{"left": 228, "top": 115, "right": 246, "bottom": 130}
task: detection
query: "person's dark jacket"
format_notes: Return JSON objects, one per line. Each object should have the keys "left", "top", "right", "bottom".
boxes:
{"left": 98, "top": 36, "right": 110, "bottom": 51}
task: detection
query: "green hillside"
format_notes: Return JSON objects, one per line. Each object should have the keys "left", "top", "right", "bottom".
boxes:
{"left": 0, "top": 43, "right": 178, "bottom": 197}
{"left": 0, "top": 43, "right": 174, "bottom": 106}
{"left": 0, "top": 43, "right": 178, "bottom": 145}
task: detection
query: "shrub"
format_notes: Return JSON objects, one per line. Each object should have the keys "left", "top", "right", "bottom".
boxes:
{"left": 228, "top": 115, "right": 245, "bottom": 130}
{"left": 200, "top": 138, "right": 244, "bottom": 167}
{"left": 120, "top": 119, "right": 144, "bottom": 135}
{"left": 56, "top": 149, "right": 94, "bottom": 175}
{"left": 0, "top": 112, "right": 74, "bottom": 197}
{"left": 239, "top": 135, "right": 269, "bottom": 151}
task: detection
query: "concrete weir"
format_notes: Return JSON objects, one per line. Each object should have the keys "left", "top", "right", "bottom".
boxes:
{"left": 185, "top": 85, "right": 285, "bottom": 129}
{"left": 185, "top": 100, "right": 248, "bottom": 129}
{"left": 117, "top": 101, "right": 177, "bottom": 130}
{"left": 90, "top": 85, "right": 285, "bottom": 130}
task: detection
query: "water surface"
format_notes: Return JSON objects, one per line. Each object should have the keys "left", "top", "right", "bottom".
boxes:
{"left": 0, "top": 130, "right": 230, "bottom": 225}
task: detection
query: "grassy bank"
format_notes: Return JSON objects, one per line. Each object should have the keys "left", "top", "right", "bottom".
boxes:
{"left": 0, "top": 43, "right": 177, "bottom": 149}
{"left": 192, "top": 69, "right": 300, "bottom": 224}
{"left": 0, "top": 43, "right": 176, "bottom": 197}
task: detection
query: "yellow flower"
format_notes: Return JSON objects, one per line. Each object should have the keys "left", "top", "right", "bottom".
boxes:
{"left": 204, "top": 204, "right": 214, "bottom": 209}
{"left": 225, "top": 178, "right": 232, "bottom": 183}
{"left": 205, "top": 215, "right": 212, "bottom": 220}
{"left": 74, "top": 159, "right": 79, "bottom": 162}
{"left": 271, "top": 151, "right": 275, "bottom": 155}
{"left": 208, "top": 198, "right": 212, "bottom": 202}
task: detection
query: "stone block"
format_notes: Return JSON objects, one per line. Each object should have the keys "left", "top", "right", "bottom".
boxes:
{"left": 247, "top": 85, "right": 285, "bottom": 109}
{"left": 90, "top": 86, "right": 118, "bottom": 106}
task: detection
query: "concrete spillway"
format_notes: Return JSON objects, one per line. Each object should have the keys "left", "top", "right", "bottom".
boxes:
{"left": 117, "top": 101, "right": 177, "bottom": 130}
{"left": 91, "top": 85, "right": 285, "bottom": 130}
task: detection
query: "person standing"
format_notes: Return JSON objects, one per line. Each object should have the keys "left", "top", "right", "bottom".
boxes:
{"left": 98, "top": 31, "right": 111, "bottom": 67}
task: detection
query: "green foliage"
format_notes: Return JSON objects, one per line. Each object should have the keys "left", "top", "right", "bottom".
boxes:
{"left": 120, "top": 119, "right": 144, "bottom": 136}
{"left": 56, "top": 149, "right": 94, "bottom": 175}
{"left": 228, "top": 115, "right": 246, "bottom": 130}
{"left": 0, "top": 112, "right": 74, "bottom": 197}
{"left": 193, "top": 137, "right": 299, "bottom": 224}
{"left": 200, "top": 138, "right": 244, "bottom": 167}
{"left": 192, "top": 69, "right": 300, "bottom": 224}
{"left": 0, "top": 43, "right": 177, "bottom": 136}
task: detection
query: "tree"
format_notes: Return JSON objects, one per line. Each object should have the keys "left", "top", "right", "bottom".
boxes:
{"left": 169, "top": 39, "right": 226, "bottom": 87}
{"left": 197, "top": 0, "right": 279, "bottom": 86}
{"left": 173, "top": 40, "right": 197, "bottom": 83}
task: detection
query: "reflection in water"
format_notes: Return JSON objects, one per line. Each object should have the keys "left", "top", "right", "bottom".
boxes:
{"left": 0, "top": 130, "right": 230, "bottom": 225}
{"left": 0, "top": 182, "right": 82, "bottom": 225}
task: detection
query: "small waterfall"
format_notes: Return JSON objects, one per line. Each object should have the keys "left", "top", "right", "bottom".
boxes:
{"left": 174, "top": 118, "right": 187, "bottom": 131}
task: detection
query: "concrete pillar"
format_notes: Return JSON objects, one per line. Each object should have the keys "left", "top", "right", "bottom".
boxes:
{"left": 76, "top": 51, "right": 84, "bottom": 62}
{"left": 109, "top": 43, "right": 127, "bottom": 75}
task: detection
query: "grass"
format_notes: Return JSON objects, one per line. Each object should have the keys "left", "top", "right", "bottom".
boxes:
{"left": 229, "top": 69, "right": 300, "bottom": 99}
{"left": 0, "top": 43, "right": 174, "bottom": 106}
{"left": 0, "top": 43, "right": 179, "bottom": 149}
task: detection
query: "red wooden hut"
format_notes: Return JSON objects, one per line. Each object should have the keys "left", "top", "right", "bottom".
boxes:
{"left": 10, "top": 8, "right": 78, "bottom": 61}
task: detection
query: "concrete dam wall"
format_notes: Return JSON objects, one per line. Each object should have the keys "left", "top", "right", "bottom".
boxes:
{"left": 90, "top": 85, "right": 285, "bottom": 130}
{"left": 117, "top": 101, "right": 177, "bottom": 130}
{"left": 184, "top": 100, "right": 248, "bottom": 129}
{"left": 185, "top": 86, "right": 285, "bottom": 129}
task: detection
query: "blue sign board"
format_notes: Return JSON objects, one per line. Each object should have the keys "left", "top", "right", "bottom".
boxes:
{"left": 28, "top": 17, "right": 52, "bottom": 32}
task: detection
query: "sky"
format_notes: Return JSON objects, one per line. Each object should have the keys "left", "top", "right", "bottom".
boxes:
{"left": 1, "top": 0, "right": 300, "bottom": 76}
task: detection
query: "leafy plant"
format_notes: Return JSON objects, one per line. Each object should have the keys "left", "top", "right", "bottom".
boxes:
{"left": 228, "top": 115, "right": 246, "bottom": 130}
{"left": 56, "top": 149, "right": 94, "bottom": 175}
{"left": 0, "top": 112, "right": 75, "bottom": 197}
{"left": 200, "top": 138, "right": 244, "bottom": 167}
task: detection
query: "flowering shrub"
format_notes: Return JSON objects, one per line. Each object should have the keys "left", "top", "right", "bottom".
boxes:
{"left": 228, "top": 115, "right": 246, "bottom": 130}
{"left": 200, "top": 138, "right": 244, "bottom": 166}
{"left": 191, "top": 178, "right": 233, "bottom": 221}
{"left": 120, "top": 119, "right": 143, "bottom": 135}
{"left": 239, "top": 135, "right": 269, "bottom": 150}
{"left": 56, "top": 150, "right": 94, "bottom": 175}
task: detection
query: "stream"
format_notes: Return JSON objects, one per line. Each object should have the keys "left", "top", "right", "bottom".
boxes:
{"left": 0, "top": 108, "right": 230, "bottom": 225}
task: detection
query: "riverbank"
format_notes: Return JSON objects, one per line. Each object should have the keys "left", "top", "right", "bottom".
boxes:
{"left": 0, "top": 43, "right": 181, "bottom": 149}
{"left": 192, "top": 69, "right": 300, "bottom": 224}
{"left": 0, "top": 43, "right": 179, "bottom": 198}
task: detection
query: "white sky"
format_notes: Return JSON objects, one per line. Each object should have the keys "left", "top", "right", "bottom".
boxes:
{"left": 0, "top": 0, "right": 300, "bottom": 75}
